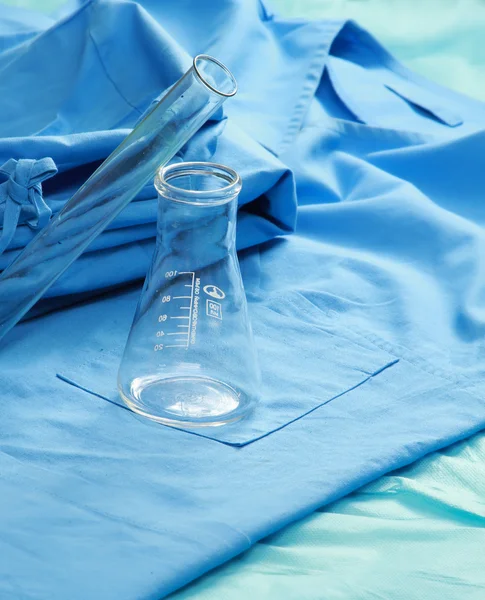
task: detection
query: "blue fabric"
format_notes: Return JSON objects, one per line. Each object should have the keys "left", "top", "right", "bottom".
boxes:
{"left": 58, "top": 293, "right": 399, "bottom": 445}
{"left": 0, "top": 157, "right": 57, "bottom": 255}
{"left": 2, "top": 1, "right": 484, "bottom": 305}
{"left": 2, "top": 1, "right": 485, "bottom": 598}
{"left": 0, "top": 0, "right": 298, "bottom": 305}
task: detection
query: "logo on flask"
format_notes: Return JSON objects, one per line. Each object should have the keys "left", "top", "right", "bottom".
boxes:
{"left": 206, "top": 300, "right": 222, "bottom": 320}
{"left": 203, "top": 285, "right": 225, "bottom": 300}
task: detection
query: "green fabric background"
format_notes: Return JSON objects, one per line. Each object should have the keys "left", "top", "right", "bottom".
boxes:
{"left": 172, "top": 435, "right": 485, "bottom": 599}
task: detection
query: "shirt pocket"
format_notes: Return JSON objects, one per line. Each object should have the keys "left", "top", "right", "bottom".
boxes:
{"left": 326, "top": 56, "right": 463, "bottom": 131}
{"left": 58, "top": 290, "right": 398, "bottom": 447}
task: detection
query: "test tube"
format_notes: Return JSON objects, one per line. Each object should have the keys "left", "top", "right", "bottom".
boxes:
{"left": 0, "top": 55, "right": 237, "bottom": 343}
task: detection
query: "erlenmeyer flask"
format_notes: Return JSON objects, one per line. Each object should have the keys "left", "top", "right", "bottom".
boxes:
{"left": 118, "top": 162, "right": 260, "bottom": 427}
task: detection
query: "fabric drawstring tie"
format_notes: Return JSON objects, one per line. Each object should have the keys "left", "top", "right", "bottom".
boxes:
{"left": 0, "top": 157, "right": 57, "bottom": 257}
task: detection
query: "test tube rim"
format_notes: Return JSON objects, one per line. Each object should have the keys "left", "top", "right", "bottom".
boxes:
{"left": 193, "top": 54, "right": 238, "bottom": 98}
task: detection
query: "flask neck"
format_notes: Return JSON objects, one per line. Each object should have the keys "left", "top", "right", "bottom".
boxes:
{"left": 156, "top": 193, "right": 237, "bottom": 254}
{"left": 154, "top": 162, "right": 242, "bottom": 261}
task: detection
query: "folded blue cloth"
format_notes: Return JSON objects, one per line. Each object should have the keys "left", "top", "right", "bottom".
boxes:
{"left": 2, "top": 1, "right": 485, "bottom": 599}
{"left": 0, "top": 157, "right": 57, "bottom": 255}
{"left": 0, "top": 0, "right": 297, "bottom": 303}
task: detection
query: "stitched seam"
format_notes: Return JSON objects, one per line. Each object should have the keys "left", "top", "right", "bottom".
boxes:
{"left": 300, "top": 115, "right": 436, "bottom": 144}
{"left": 278, "top": 21, "right": 342, "bottom": 155}
{"left": 88, "top": 30, "right": 142, "bottom": 116}
{"left": 345, "top": 325, "right": 479, "bottom": 387}
{"left": 295, "top": 292, "right": 479, "bottom": 387}
{"left": 343, "top": 23, "right": 459, "bottom": 95}
{"left": 333, "top": 22, "right": 464, "bottom": 129}
{"left": 57, "top": 360, "right": 399, "bottom": 448}
{"left": 31, "top": 0, "right": 94, "bottom": 43}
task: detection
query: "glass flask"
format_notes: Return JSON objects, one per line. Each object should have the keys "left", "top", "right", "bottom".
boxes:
{"left": 118, "top": 162, "right": 260, "bottom": 427}
{"left": 0, "top": 55, "right": 237, "bottom": 343}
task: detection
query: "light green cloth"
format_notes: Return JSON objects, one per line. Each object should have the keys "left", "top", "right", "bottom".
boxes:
{"left": 172, "top": 433, "right": 485, "bottom": 599}
{"left": 1, "top": 0, "right": 63, "bottom": 12}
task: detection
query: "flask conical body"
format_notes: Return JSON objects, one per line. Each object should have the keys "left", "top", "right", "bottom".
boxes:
{"left": 118, "top": 162, "right": 259, "bottom": 427}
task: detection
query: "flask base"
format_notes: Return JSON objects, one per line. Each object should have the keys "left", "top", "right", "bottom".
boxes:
{"left": 119, "top": 375, "right": 249, "bottom": 427}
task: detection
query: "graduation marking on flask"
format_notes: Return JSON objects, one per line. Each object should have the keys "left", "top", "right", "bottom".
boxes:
{"left": 154, "top": 270, "right": 196, "bottom": 351}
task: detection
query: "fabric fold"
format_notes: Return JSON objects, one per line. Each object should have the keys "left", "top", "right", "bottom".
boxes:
{"left": 0, "top": 157, "right": 57, "bottom": 256}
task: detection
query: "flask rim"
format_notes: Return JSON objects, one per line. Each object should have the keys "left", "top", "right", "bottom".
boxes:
{"left": 193, "top": 55, "right": 238, "bottom": 98}
{"left": 155, "top": 161, "right": 242, "bottom": 206}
